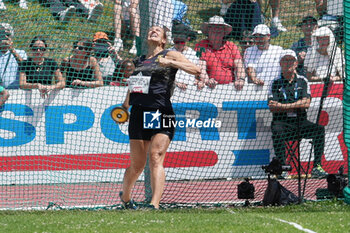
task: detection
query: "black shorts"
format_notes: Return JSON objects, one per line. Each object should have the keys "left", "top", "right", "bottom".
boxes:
{"left": 128, "top": 105, "right": 176, "bottom": 141}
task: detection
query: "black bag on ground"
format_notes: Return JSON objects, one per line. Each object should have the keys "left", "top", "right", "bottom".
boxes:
{"left": 263, "top": 179, "right": 299, "bottom": 206}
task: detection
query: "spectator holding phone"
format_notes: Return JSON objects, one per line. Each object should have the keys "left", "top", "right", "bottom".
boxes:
{"left": 0, "top": 23, "right": 27, "bottom": 90}
{"left": 93, "top": 32, "right": 122, "bottom": 85}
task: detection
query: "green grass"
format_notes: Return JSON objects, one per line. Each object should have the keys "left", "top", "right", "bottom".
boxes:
{"left": 0, "top": 200, "right": 349, "bottom": 232}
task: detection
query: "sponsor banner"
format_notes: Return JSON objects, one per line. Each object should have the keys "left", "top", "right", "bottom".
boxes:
{"left": 0, "top": 84, "right": 346, "bottom": 184}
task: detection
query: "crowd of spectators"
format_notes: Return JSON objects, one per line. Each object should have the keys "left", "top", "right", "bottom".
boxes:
{"left": 0, "top": 1, "right": 346, "bottom": 108}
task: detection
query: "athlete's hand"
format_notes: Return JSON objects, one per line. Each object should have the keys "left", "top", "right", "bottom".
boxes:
{"left": 176, "top": 82, "right": 188, "bottom": 90}
{"left": 157, "top": 55, "right": 172, "bottom": 67}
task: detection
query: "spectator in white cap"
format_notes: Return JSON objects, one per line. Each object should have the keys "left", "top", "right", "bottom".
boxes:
{"left": 195, "top": 15, "right": 245, "bottom": 90}
{"left": 268, "top": 49, "right": 327, "bottom": 178}
{"left": 0, "top": 23, "right": 27, "bottom": 89}
{"left": 244, "top": 24, "right": 283, "bottom": 86}
{"left": 304, "top": 26, "right": 343, "bottom": 82}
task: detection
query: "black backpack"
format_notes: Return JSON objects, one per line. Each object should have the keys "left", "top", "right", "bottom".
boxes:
{"left": 263, "top": 178, "right": 299, "bottom": 206}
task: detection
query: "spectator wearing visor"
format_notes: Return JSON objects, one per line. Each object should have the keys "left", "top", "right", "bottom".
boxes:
{"left": 170, "top": 23, "right": 208, "bottom": 90}
{"left": 0, "top": 23, "right": 27, "bottom": 90}
{"left": 93, "top": 32, "right": 122, "bottom": 85}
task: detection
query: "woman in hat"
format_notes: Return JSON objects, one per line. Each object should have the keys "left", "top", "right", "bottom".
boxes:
{"left": 304, "top": 26, "right": 343, "bottom": 82}
{"left": 19, "top": 36, "right": 65, "bottom": 98}
{"left": 61, "top": 38, "right": 103, "bottom": 88}
{"left": 119, "top": 25, "right": 200, "bottom": 210}
{"left": 170, "top": 23, "right": 207, "bottom": 90}
{"left": 195, "top": 15, "right": 245, "bottom": 90}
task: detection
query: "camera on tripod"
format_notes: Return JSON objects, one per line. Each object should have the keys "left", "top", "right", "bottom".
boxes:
{"left": 262, "top": 157, "right": 292, "bottom": 176}
{"left": 327, "top": 166, "right": 348, "bottom": 197}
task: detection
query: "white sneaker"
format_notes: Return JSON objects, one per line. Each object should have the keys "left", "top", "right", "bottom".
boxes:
{"left": 0, "top": 1, "right": 6, "bottom": 10}
{"left": 88, "top": 3, "right": 103, "bottom": 22}
{"left": 19, "top": 0, "right": 28, "bottom": 9}
{"left": 113, "top": 38, "right": 124, "bottom": 52}
{"left": 58, "top": 6, "right": 75, "bottom": 23}
{"left": 129, "top": 40, "right": 137, "bottom": 55}
{"left": 271, "top": 18, "right": 287, "bottom": 32}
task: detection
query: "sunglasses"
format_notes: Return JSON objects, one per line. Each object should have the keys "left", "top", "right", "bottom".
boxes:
{"left": 75, "top": 45, "right": 88, "bottom": 51}
{"left": 174, "top": 40, "right": 186, "bottom": 45}
{"left": 31, "top": 47, "right": 46, "bottom": 52}
{"left": 240, "top": 40, "right": 253, "bottom": 45}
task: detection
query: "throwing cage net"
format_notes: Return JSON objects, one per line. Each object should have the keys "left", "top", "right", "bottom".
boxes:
{"left": 0, "top": 0, "right": 348, "bottom": 210}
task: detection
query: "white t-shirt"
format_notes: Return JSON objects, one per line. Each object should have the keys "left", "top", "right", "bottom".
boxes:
{"left": 304, "top": 47, "right": 343, "bottom": 79}
{"left": 98, "top": 56, "right": 115, "bottom": 78}
{"left": 244, "top": 45, "right": 283, "bottom": 85}
{"left": 170, "top": 46, "right": 199, "bottom": 85}
{"left": 0, "top": 49, "right": 27, "bottom": 89}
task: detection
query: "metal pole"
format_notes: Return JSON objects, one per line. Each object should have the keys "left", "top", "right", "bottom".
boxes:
{"left": 343, "top": 0, "right": 350, "bottom": 204}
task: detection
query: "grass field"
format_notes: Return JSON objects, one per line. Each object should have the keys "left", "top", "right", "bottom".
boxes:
{"left": 0, "top": 200, "right": 349, "bottom": 233}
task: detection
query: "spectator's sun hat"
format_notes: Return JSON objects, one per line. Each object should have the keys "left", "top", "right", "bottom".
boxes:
{"left": 201, "top": 15, "right": 232, "bottom": 35}
{"left": 297, "top": 16, "right": 318, "bottom": 27}
{"left": 280, "top": 49, "right": 297, "bottom": 62}
{"left": 93, "top": 32, "right": 109, "bottom": 42}
{"left": 0, "top": 23, "right": 14, "bottom": 37}
{"left": 252, "top": 24, "right": 270, "bottom": 36}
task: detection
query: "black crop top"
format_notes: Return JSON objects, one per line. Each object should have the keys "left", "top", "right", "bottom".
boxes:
{"left": 129, "top": 50, "right": 178, "bottom": 109}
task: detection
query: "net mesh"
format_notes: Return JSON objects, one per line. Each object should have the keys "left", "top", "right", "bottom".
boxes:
{"left": 0, "top": 0, "right": 348, "bottom": 210}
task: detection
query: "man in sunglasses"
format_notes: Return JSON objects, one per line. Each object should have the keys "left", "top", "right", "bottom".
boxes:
{"left": 0, "top": 23, "right": 27, "bottom": 90}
